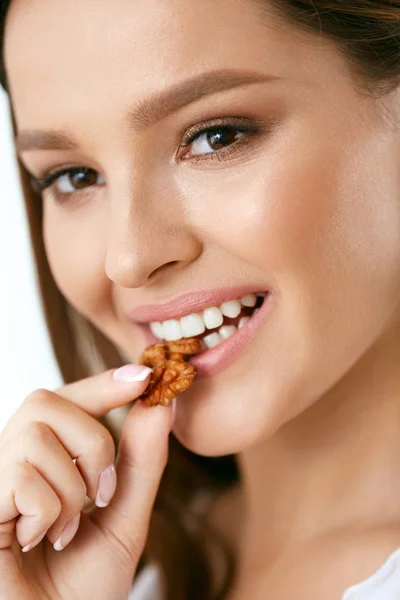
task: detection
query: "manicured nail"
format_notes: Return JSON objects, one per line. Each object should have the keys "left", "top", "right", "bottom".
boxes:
{"left": 22, "top": 531, "right": 46, "bottom": 553}
{"left": 53, "top": 513, "right": 81, "bottom": 551}
{"left": 96, "top": 464, "right": 117, "bottom": 507}
{"left": 113, "top": 365, "right": 152, "bottom": 382}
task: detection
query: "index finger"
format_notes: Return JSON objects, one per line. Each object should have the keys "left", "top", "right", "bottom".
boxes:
{"left": 56, "top": 364, "right": 153, "bottom": 418}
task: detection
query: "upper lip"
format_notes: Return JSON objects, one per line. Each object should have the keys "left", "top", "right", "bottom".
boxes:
{"left": 125, "top": 285, "right": 268, "bottom": 324}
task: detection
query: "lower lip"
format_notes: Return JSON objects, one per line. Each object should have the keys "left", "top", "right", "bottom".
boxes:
{"left": 139, "top": 293, "right": 273, "bottom": 378}
{"left": 189, "top": 293, "right": 273, "bottom": 377}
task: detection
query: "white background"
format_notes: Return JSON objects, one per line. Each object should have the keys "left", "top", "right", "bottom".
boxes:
{"left": 0, "top": 88, "right": 61, "bottom": 434}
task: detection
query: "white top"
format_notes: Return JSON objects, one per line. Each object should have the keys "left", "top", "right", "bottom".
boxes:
{"left": 128, "top": 547, "right": 400, "bottom": 599}
{"left": 342, "top": 547, "right": 400, "bottom": 599}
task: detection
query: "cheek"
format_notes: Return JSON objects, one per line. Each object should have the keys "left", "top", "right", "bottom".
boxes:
{"left": 193, "top": 126, "right": 400, "bottom": 321}
{"left": 175, "top": 128, "right": 400, "bottom": 452}
{"left": 43, "top": 204, "right": 110, "bottom": 321}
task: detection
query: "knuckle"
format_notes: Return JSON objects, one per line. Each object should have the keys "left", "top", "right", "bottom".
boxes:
{"left": 26, "top": 421, "right": 53, "bottom": 445}
{"left": 88, "top": 427, "right": 115, "bottom": 457}
{"left": 23, "top": 388, "right": 62, "bottom": 416}
{"left": 24, "top": 388, "right": 53, "bottom": 407}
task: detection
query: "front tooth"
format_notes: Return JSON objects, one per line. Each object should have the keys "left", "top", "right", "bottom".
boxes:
{"left": 219, "top": 325, "right": 237, "bottom": 340}
{"left": 241, "top": 293, "right": 257, "bottom": 308}
{"left": 238, "top": 316, "right": 250, "bottom": 330}
{"left": 220, "top": 300, "right": 241, "bottom": 319}
{"left": 203, "top": 307, "right": 224, "bottom": 330}
{"left": 203, "top": 332, "right": 222, "bottom": 349}
{"left": 163, "top": 319, "right": 183, "bottom": 341}
{"left": 150, "top": 322, "right": 165, "bottom": 339}
{"left": 180, "top": 313, "right": 206, "bottom": 338}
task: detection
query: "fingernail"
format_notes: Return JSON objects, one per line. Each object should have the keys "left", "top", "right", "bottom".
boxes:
{"left": 22, "top": 531, "right": 46, "bottom": 553}
{"left": 96, "top": 464, "right": 117, "bottom": 507}
{"left": 53, "top": 513, "right": 81, "bottom": 551}
{"left": 113, "top": 365, "right": 152, "bottom": 382}
{"left": 170, "top": 398, "right": 177, "bottom": 429}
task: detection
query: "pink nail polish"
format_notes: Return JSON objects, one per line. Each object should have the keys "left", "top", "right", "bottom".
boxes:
{"left": 53, "top": 513, "right": 81, "bottom": 551}
{"left": 22, "top": 531, "right": 46, "bottom": 553}
{"left": 96, "top": 464, "right": 117, "bottom": 507}
{"left": 113, "top": 365, "right": 152, "bottom": 382}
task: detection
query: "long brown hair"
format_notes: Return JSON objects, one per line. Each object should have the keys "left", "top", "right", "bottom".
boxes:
{"left": 1, "top": 1, "right": 399, "bottom": 598}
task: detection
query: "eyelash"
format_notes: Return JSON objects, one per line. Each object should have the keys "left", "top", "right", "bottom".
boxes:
{"left": 180, "top": 117, "right": 260, "bottom": 159}
{"left": 30, "top": 117, "right": 262, "bottom": 198}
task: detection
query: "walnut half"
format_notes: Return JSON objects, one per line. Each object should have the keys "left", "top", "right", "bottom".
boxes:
{"left": 137, "top": 338, "right": 202, "bottom": 407}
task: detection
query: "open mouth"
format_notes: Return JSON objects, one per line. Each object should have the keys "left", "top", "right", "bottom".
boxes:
{"left": 149, "top": 291, "right": 267, "bottom": 351}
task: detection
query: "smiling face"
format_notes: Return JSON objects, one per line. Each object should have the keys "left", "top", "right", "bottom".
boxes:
{"left": 4, "top": 0, "right": 400, "bottom": 455}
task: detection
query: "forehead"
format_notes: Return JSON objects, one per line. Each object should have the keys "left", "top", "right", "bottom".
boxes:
{"left": 4, "top": 0, "right": 329, "bottom": 129}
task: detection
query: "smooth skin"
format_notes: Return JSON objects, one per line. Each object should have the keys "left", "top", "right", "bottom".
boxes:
{"left": 3, "top": 0, "right": 400, "bottom": 598}
{"left": 0, "top": 371, "right": 174, "bottom": 599}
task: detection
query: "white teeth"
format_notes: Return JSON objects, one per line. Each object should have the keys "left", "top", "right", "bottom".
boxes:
{"left": 238, "top": 316, "right": 250, "bottom": 330}
{"left": 220, "top": 300, "right": 241, "bottom": 319}
{"left": 163, "top": 319, "right": 183, "bottom": 341}
{"left": 241, "top": 293, "right": 257, "bottom": 308}
{"left": 203, "top": 307, "right": 224, "bottom": 330}
{"left": 180, "top": 313, "right": 206, "bottom": 338}
{"left": 219, "top": 325, "right": 238, "bottom": 340}
{"left": 203, "top": 332, "right": 222, "bottom": 349}
{"left": 150, "top": 322, "right": 165, "bottom": 340}
{"left": 150, "top": 292, "right": 265, "bottom": 343}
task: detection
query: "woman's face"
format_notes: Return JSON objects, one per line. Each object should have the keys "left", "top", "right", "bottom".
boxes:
{"left": 5, "top": 0, "right": 400, "bottom": 456}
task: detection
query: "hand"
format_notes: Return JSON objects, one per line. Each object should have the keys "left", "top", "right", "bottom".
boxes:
{"left": 0, "top": 364, "right": 174, "bottom": 599}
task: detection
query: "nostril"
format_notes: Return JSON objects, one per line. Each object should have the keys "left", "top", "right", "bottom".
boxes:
{"left": 150, "top": 261, "right": 180, "bottom": 279}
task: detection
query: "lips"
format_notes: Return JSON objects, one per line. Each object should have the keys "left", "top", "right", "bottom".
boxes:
{"left": 126, "top": 285, "right": 269, "bottom": 324}
{"left": 189, "top": 292, "right": 272, "bottom": 377}
{"left": 125, "top": 285, "right": 273, "bottom": 379}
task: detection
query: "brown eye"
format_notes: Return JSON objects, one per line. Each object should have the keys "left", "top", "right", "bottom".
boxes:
{"left": 67, "top": 168, "right": 99, "bottom": 190}
{"left": 206, "top": 128, "right": 242, "bottom": 150}
{"left": 38, "top": 166, "right": 105, "bottom": 196}
{"left": 186, "top": 126, "right": 247, "bottom": 157}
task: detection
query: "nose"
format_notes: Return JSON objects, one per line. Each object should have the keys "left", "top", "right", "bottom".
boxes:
{"left": 104, "top": 174, "right": 202, "bottom": 288}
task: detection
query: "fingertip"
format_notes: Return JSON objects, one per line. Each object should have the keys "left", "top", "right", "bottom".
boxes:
{"left": 112, "top": 365, "right": 152, "bottom": 383}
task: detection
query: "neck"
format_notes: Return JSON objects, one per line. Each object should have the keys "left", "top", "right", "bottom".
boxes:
{"left": 236, "top": 324, "right": 400, "bottom": 571}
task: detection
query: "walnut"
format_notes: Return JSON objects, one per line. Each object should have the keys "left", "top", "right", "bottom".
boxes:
{"left": 138, "top": 338, "right": 202, "bottom": 407}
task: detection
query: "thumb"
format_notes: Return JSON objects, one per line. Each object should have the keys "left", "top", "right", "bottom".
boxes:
{"left": 90, "top": 398, "right": 174, "bottom": 561}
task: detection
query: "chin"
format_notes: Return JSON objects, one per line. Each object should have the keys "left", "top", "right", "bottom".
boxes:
{"left": 167, "top": 340, "right": 354, "bottom": 458}
{"left": 169, "top": 375, "right": 293, "bottom": 457}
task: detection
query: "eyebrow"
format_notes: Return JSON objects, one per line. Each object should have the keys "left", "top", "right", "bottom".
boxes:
{"left": 15, "top": 68, "right": 281, "bottom": 153}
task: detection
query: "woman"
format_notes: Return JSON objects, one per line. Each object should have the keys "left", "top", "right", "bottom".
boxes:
{"left": 0, "top": 0, "right": 400, "bottom": 598}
